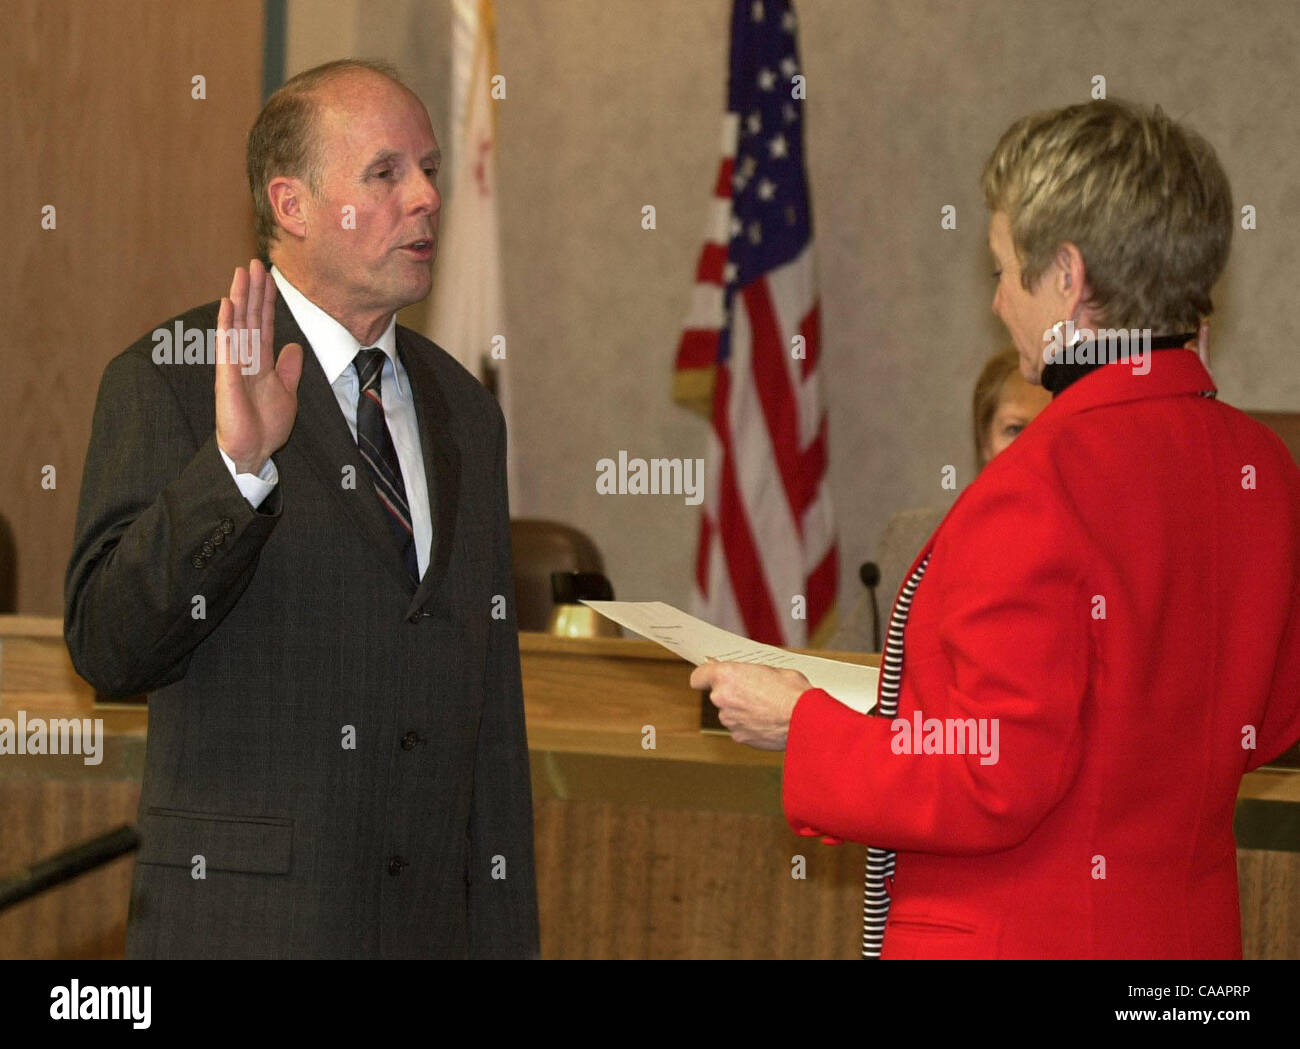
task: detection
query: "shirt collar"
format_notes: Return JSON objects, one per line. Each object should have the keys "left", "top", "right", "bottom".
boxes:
{"left": 1035, "top": 347, "right": 1217, "bottom": 422}
{"left": 269, "top": 264, "right": 404, "bottom": 396}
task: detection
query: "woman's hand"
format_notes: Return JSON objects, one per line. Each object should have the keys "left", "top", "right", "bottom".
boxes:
{"left": 688, "top": 661, "right": 812, "bottom": 751}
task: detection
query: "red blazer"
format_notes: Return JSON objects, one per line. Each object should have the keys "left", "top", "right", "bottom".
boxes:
{"left": 784, "top": 350, "right": 1300, "bottom": 958}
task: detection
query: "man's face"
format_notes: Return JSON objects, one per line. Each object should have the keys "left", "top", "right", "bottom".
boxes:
{"left": 300, "top": 73, "right": 441, "bottom": 320}
{"left": 988, "top": 211, "right": 1061, "bottom": 385}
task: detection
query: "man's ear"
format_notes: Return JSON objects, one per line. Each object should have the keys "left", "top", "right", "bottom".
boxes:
{"left": 267, "top": 175, "right": 310, "bottom": 242}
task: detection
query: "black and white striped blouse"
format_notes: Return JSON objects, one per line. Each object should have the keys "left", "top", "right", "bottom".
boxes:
{"left": 862, "top": 551, "right": 930, "bottom": 959}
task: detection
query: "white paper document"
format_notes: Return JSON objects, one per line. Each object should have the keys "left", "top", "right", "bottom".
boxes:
{"left": 581, "top": 600, "right": 879, "bottom": 714}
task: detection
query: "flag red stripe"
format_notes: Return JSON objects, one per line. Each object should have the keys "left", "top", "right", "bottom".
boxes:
{"left": 712, "top": 367, "right": 782, "bottom": 642}
{"left": 713, "top": 157, "right": 735, "bottom": 199}
{"left": 743, "top": 280, "right": 808, "bottom": 531}
{"left": 696, "top": 242, "right": 729, "bottom": 285}
{"left": 695, "top": 510, "right": 712, "bottom": 595}
{"left": 801, "top": 413, "right": 828, "bottom": 509}
{"left": 806, "top": 542, "right": 838, "bottom": 635}
{"left": 675, "top": 330, "right": 720, "bottom": 371}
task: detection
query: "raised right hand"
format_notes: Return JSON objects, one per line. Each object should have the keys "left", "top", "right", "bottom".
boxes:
{"left": 215, "top": 259, "right": 304, "bottom": 474}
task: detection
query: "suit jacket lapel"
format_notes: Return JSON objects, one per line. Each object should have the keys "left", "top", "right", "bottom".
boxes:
{"left": 274, "top": 296, "right": 417, "bottom": 594}
{"left": 397, "top": 328, "right": 462, "bottom": 613}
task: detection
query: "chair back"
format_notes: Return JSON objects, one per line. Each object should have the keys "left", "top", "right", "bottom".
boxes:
{"left": 509, "top": 518, "right": 607, "bottom": 631}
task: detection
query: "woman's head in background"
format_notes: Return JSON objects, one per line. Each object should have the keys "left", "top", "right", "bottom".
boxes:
{"left": 974, "top": 345, "right": 1051, "bottom": 469}
{"left": 981, "top": 99, "right": 1232, "bottom": 383}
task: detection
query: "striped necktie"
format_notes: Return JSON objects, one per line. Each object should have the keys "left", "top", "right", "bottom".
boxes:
{"left": 862, "top": 551, "right": 930, "bottom": 958}
{"left": 354, "top": 348, "right": 418, "bottom": 583}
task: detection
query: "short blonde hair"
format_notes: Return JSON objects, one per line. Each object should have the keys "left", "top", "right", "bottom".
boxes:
{"left": 981, "top": 99, "right": 1232, "bottom": 333}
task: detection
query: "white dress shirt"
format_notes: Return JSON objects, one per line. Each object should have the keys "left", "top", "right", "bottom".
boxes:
{"left": 217, "top": 266, "right": 433, "bottom": 579}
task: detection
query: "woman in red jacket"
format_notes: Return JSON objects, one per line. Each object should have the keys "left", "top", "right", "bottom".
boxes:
{"left": 692, "top": 98, "right": 1300, "bottom": 959}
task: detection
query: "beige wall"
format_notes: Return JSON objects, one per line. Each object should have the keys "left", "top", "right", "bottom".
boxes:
{"left": 6, "top": 0, "right": 1297, "bottom": 622}
{"left": 386, "top": 0, "right": 1299, "bottom": 622}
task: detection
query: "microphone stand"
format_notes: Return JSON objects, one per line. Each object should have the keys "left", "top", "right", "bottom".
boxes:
{"left": 859, "top": 561, "right": 882, "bottom": 652}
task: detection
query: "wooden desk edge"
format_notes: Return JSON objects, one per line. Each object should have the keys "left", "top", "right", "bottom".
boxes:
{"left": 2, "top": 619, "right": 1295, "bottom": 802}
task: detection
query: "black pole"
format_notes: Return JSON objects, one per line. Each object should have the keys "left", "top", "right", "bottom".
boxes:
{"left": 859, "top": 561, "right": 882, "bottom": 652}
{"left": 0, "top": 825, "right": 141, "bottom": 912}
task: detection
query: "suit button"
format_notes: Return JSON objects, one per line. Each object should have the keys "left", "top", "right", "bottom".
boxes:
{"left": 191, "top": 555, "right": 205, "bottom": 569}
{"left": 211, "top": 529, "right": 226, "bottom": 546}
{"left": 220, "top": 518, "right": 234, "bottom": 534}
{"left": 201, "top": 540, "right": 215, "bottom": 556}
{"left": 401, "top": 731, "right": 419, "bottom": 751}
{"left": 407, "top": 612, "right": 420, "bottom": 624}
{"left": 388, "top": 856, "right": 407, "bottom": 876}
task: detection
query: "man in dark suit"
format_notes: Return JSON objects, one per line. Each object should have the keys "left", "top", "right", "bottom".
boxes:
{"left": 63, "top": 59, "right": 539, "bottom": 958}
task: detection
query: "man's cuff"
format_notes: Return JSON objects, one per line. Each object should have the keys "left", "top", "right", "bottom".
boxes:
{"left": 217, "top": 446, "right": 278, "bottom": 508}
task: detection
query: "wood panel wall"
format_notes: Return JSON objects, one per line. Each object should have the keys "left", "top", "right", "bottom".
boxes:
{"left": 0, "top": 0, "right": 265, "bottom": 614}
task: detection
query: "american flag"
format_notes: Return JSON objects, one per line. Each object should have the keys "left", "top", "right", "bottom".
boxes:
{"left": 673, "top": 0, "right": 837, "bottom": 647}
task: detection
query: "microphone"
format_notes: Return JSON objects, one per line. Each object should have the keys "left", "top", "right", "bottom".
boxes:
{"left": 859, "top": 561, "right": 882, "bottom": 652}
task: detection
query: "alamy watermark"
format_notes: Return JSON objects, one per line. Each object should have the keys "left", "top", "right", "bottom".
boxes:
{"left": 596, "top": 451, "right": 704, "bottom": 506}
{"left": 152, "top": 321, "right": 260, "bottom": 374}
{"left": 1043, "top": 321, "right": 1154, "bottom": 375}
{"left": 50, "top": 980, "right": 150, "bottom": 1029}
{"left": 890, "top": 711, "right": 1000, "bottom": 766}
{"left": 0, "top": 711, "right": 103, "bottom": 766}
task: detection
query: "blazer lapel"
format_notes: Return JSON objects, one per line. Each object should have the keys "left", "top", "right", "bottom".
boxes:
{"left": 273, "top": 296, "right": 417, "bottom": 594}
{"left": 397, "top": 329, "right": 462, "bottom": 614}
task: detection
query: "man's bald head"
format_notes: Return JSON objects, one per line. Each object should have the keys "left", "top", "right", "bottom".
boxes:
{"left": 246, "top": 58, "right": 441, "bottom": 346}
{"left": 246, "top": 59, "right": 416, "bottom": 260}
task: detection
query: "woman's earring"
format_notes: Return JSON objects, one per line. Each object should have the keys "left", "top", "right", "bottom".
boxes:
{"left": 1046, "top": 318, "right": 1078, "bottom": 364}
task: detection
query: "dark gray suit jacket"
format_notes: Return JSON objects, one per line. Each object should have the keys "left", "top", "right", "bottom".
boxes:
{"left": 64, "top": 295, "right": 539, "bottom": 958}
